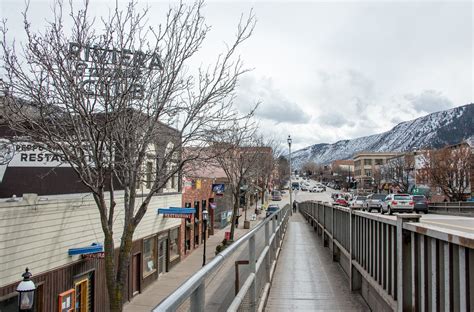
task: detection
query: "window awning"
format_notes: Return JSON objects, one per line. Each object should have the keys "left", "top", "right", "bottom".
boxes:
{"left": 157, "top": 207, "right": 196, "bottom": 219}
{"left": 68, "top": 243, "right": 103, "bottom": 256}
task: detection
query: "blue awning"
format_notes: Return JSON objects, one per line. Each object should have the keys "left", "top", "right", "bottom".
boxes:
{"left": 68, "top": 243, "right": 103, "bottom": 256}
{"left": 157, "top": 207, "right": 196, "bottom": 219}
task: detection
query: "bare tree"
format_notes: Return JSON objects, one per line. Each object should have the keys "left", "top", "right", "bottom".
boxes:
{"left": 213, "top": 127, "right": 269, "bottom": 241}
{"left": 381, "top": 155, "right": 414, "bottom": 193}
{"left": 301, "top": 160, "right": 319, "bottom": 177}
{"left": 1, "top": 1, "right": 255, "bottom": 310}
{"left": 276, "top": 155, "right": 290, "bottom": 187}
{"left": 420, "top": 144, "right": 471, "bottom": 201}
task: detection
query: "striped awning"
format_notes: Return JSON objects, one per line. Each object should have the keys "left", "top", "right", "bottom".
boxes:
{"left": 157, "top": 207, "right": 196, "bottom": 219}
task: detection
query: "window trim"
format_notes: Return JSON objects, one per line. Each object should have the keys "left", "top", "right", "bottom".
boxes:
{"left": 142, "top": 235, "right": 157, "bottom": 278}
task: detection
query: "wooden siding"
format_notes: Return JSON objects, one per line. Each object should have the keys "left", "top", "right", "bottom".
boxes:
{"left": 0, "top": 192, "right": 181, "bottom": 287}
{"left": 0, "top": 258, "right": 108, "bottom": 312}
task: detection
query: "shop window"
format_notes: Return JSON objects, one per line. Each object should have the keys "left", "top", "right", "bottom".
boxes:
{"left": 143, "top": 236, "right": 157, "bottom": 277}
{"left": 169, "top": 227, "right": 180, "bottom": 261}
{"left": 0, "top": 293, "right": 18, "bottom": 312}
{"left": 194, "top": 201, "right": 200, "bottom": 219}
{"left": 74, "top": 272, "right": 93, "bottom": 312}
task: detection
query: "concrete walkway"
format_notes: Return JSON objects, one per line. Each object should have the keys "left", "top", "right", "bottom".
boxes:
{"left": 123, "top": 208, "right": 265, "bottom": 312}
{"left": 265, "top": 213, "right": 369, "bottom": 312}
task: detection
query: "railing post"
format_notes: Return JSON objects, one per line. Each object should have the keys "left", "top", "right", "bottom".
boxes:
{"left": 249, "top": 235, "right": 257, "bottom": 312}
{"left": 265, "top": 220, "right": 271, "bottom": 281}
{"left": 396, "top": 214, "right": 421, "bottom": 312}
{"left": 190, "top": 282, "right": 205, "bottom": 312}
{"left": 350, "top": 208, "right": 361, "bottom": 291}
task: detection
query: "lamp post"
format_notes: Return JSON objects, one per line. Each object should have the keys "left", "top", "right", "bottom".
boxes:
{"left": 202, "top": 209, "right": 208, "bottom": 267}
{"left": 16, "top": 268, "right": 36, "bottom": 311}
{"left": 287, "top": 135, "right": 293, "bottom": 214}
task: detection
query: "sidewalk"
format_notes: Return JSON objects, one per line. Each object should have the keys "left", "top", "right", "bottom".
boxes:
{"left": 123, "top": 208, "right": 265, "bottom": 312}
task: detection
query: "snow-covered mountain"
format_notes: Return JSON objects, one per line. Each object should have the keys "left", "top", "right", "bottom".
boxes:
{"left": 292, "top": 103, "right": 474, "bottom": 167}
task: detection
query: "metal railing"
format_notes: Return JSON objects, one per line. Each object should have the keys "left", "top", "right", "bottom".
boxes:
{"left": 429, "top": 202, "right": 474, "bottom": 215}
{"left": 153, "top": 205, "right": 291, "bottom": 312}
{"left": 300, "top": 201, "right": 474, "bottom": 312}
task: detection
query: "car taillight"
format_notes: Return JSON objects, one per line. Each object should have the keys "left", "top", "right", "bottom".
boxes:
{"left": 409, "top": 201, "right": 414, "bottom": 205}
{"left": 392, "top": 201, "right": 397, "bottom": 205}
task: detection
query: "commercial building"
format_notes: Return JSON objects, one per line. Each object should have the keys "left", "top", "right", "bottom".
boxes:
{"left": 0, "top": 117, "right": 185, "bottom": 311}
{"left": 353, "top": 152, "right": 399, "bottom": 191}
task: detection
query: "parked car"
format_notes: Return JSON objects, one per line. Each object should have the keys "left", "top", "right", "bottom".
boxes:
{"left": 334, "top": 198, "right": 349, "bottom": 207}
{"left": 291, "top": 182, "right": 300, "bottom": 190}
{"left": 266, "top": 204, "right": 280, "bottom": 218}
{"left": 310, "top": 186, "right": 324, "bottom": 193}
{"left": 412, "top": 195, "right": 429, "bottom": 213}
{"left": 271, "top": 190, "right": 282, "bottom": 201}
{"left": 350, "top": 196, "right": 367, "bottom": 209}
{"left": 363, "top": 193, "right": 387, "bottom": 213}
{"left": 301, "top": 185, "right": 309, "bottom": 191}
{"left": 381, "top": 194, "right": 414, "bottom": 214}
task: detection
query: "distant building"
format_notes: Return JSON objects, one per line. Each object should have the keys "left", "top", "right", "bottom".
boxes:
{"left": 353, "top": 152, "right": 399, "bottom": 191}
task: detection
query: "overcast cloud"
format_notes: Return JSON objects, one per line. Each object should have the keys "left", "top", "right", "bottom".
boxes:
{"left": 1, "top": 0, "right": 472, "bottom": 150}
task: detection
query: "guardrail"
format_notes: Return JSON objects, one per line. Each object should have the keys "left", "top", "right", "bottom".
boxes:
{"left": 429, "top": 202, "right": 474, "bottom": 215}
{"left": 300, "top": 201, "right": 474, "bottom": 312}
{"left": 153, "top": 204, "right": 291, "bottom": 312}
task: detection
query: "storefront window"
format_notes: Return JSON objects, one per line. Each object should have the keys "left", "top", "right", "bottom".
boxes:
{"left": 169, "top": 227, "right": 180, "bottom": 261}
{"left": 143, "top": 236, "right": 156, "bottom": 276}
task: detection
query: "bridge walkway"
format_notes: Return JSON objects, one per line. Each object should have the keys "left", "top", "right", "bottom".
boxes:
{"left": 265, "top": 212, "right": 369, "bottom": 311}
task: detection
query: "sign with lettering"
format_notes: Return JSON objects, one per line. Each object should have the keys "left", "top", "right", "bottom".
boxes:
{"left": 212, "top": 183, "right": 225, "bottom": 195}
{"left": 69, "top": 43, "right": 163, "bottom": 99}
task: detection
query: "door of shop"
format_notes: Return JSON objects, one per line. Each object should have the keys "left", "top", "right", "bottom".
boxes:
{"left": 158, "top": 238, "right": 168, "bottom": 275}
{"left": 131, "top": 254, "right": 140, "bottom": 296}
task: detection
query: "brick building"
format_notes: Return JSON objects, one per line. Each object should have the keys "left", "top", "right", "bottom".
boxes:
{"left": 180, "top": 163, "right": 232, "bottom": 257}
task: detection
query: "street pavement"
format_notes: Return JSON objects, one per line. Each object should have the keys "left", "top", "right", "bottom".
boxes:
{"left": 293, "top": 177, "right": 474, "bottom": 235}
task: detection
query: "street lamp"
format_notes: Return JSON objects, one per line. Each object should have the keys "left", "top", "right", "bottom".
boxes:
{"left": 287, "top": 135, "right": 293, "bottom": 214}
{"left": 202, "top": 209, "right": 208, "bottom": 267}
{"left": 16, "top": 268, "right": 36, "bottom": 311}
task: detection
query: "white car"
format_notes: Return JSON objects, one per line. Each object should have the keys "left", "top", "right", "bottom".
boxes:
{"left": 381, "top": 194, "right": 414, "bottom": 214}
{"left": 349, "top": 196, "right": 367, "bottom": 209}
{"left": 310, "top": 186, "right": 324, "bottom": 193}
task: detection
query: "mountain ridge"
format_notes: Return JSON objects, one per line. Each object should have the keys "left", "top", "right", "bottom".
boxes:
{"left": 292, "top": 103, "right": 474, "bottom": 167}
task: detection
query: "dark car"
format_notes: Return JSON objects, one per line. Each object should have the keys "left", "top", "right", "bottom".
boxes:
{"left": 266, "top": 204, "right": 280, "bottom": 218}
{"left": 412, "top": 195, "right": 429, "bottom": 213}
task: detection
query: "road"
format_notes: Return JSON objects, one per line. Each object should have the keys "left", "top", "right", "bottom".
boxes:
{"left": 292, "top": 177, "right": 474, "bottom": 235}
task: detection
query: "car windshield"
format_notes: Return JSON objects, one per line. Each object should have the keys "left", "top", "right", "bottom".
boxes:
{"left": 394, "top": 195, "right": 411, "bottom": 200}
{"left": 268, "top": 206, "right": 279, "bottom": 211}
{"left": 356, "top": 196, "right": 367, "bottom": 200}
{"left": 412, "top": 195, "right": 426, "bottom": 201}
{"left": 372, "top": 194, "right": 386, "bottom": 200}
{"left": 272, "top": 191, "right": 281, "bottom": 196}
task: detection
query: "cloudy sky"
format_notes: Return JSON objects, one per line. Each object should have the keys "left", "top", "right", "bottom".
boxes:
{"left": 2, "top": 0, "right": 473, "bottom": 150}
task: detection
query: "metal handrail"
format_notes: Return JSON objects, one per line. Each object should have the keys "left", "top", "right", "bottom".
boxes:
{"left": 153, "top": 205, "right": 290, "bottom": 312}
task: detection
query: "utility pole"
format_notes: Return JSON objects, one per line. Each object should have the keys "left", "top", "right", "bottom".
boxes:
{"left": 288, "top": 135, "right": 293, "bottom": 215}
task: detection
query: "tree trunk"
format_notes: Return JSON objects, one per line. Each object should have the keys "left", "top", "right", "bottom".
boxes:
{"left": 229, "top": 193, "right": 240, "bottom": 241}
{"left": 103, "top": 232, "right": 123, "bottom": 312}
{"left": 104, "top": 222, "right": 136, "bottom": 312}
